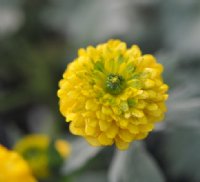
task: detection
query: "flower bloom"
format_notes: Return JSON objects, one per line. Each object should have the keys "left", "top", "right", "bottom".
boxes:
{"left": 0, "top": 145, "right": 37, "bottom": 182}
{"left": 14, "top": 134, "right": 71, "bottom": 179}
{"left": 58, "top": 39, "right": 168, "bottom": 150}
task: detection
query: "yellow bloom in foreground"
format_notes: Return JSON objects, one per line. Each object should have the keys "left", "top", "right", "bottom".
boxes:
{"left": 14, "top": 134, "right": 71, "bottom": 179}
{"left": 58, "top": 39, "right": 168, "bottom": 150}
{"left": 0, "top": 145, "right": 37, "bottom": 182}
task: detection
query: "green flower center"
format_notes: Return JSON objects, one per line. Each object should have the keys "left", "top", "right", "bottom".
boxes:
{"left": 105, "top": 74, "right": 125, "bottom": 95}
{"left": 23, "top": 148, "right": 44, "bottom": 160}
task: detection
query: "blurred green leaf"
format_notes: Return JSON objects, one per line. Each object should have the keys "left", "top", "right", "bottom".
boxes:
{"left": 61, "top": 138, "right": 103, "bottom": 175}
{"left": 157, "top": 52, "right": 200, "bottom": 129}
{"left": 48, "top": 140, "right": 64, "bottom": 174}
{"left": 27, "top": 106, "right": 56, "bottom": 135}
{"left": 109, "top": 142, "right": 165, "bottom": 182}
{"left": 72, "top": 171, "right": 108, "bottom": 182}
{"left": 160, "top": 129, "right": 200, "bottom": 182}
{"left": 0, "top": 0, "right": 21, "bottom": 6}
{"left": 166, "top": 98, "right": 200, "bottom": 129}
{"left": 42, "top": 0, "right": 161, "bottom": 48}
{"left": 161, "top": 0, "right": 200, "bottom": 54}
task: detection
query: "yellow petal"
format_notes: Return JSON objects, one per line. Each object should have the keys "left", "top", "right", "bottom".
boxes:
{"left": 146, "top": 103, "right": 158, "bottom": 111}
{"left": 87, "top": 118, "right": 98, "bottom": 127}
{"left": 115, "top": 137, "right": 130, "bottom": 150}
{"left": 139, "top": 124, "right": 154, "bottom": 132}
{"left": 106, "top": 124, "right": 119, "bottom": 139}
{"left": 119, "top": 119, "right": 128, "bottom": 128}
{"left": 131, "top": 109, "right": 144, "bottom": 118}
{"left": 136, "top": 100, "right": 146, "bottom": 109}
{"left": 98, "top": 133, "right": 113, "bottom": 145}
{"left": 69, "top": 123, "right": 85, "bottom": 135}
{"left": 102, "top": 106, "right": 113, "bottom": 115}
{"left": 144, "top": 79, "right": 155, "bottom": 89}
{"left": 85, "top": 125, "right": 96, "bottom": 135}
{"left": 118, "top": 130, "right": 134, "bottom": 142}
{"left": 128, "top": 124, "right": 139, "bottom": 134}
{"left": 86, "top": 137, "right": 101, "bottom": 146}
{"left": 99, "top": 120, "right": 111, "bottom": 131}
{"left": 85, "top": 99, "right": 98, "bottom": 111}
{"left": 159, "top": 84, "right": 169, "bottom": 93}
{"left": 135, "top": 132, "right": 148, "bottom": 140}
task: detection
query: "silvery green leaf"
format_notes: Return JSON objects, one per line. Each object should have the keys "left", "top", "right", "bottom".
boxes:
{"left": 73, "top": 171, "right": 108, "bottom": 182}
{"left": 156, "top": 52, "right": 200, "bottom": 129}
{"left": 42, "top": 0, "right": 161, "bottom": 45}
{"left": 0, "top": 7, "right": 24, "bottom": 37}
{"left": 156, "top": 51, "right": 180, "bottom": 83}
{"left": 160, "top": 129, "right": 200, "bottom": 182}
{"left": 61, "top": 138, "right": 103, "bottom": 174}
{"left": 109, "top": 142, "right": 165, "bottom": 182}
{"left": 0, "top": 0, "right": 21, "bottom": 6}
{"left": 161, "top": 0, "right": 200, "bottom": 54}
{"left": 27, "top": 105, "right": 56, "bottom": 135}
{"left": 166, "top": 98, "right": 200, "bottom": 129}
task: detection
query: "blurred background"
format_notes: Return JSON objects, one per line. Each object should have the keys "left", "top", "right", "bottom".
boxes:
{"left": 0, "top": 0, "right": 200, "bottom": 182}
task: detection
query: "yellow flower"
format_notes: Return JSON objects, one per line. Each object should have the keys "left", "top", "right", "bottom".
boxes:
{"left": 14, "top": 134, "right": 71, "bottom": 179}
{"left": 58, "top": 39, "right": 168, "bottom": 150}
{"left": 55, "top": 139, "right": 71, "bottom": 158}
{"left": 0, "top": 145, "right": 37, "bottom": 182}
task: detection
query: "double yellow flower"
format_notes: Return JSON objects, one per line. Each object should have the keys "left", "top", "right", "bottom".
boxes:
{"left": 58, "top": 39, "right": 168, "bottom": 150}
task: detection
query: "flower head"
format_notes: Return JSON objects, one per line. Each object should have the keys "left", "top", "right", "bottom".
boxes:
{"left": 58, "top": 39, "right": 168, "bottom": 150}
{"left": 14, "top": 134, "right": 71, "bottom": 179}
{"left": 0, "top": 145, "right": 37, "bottom": 182}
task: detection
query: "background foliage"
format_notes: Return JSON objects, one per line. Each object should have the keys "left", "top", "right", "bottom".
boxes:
{"left": 0, "top": 0, "right": 200, "bottom": 182}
